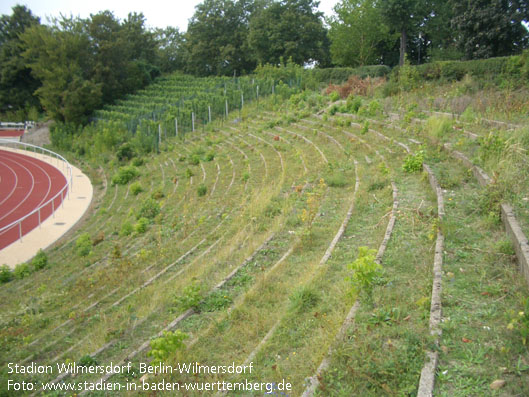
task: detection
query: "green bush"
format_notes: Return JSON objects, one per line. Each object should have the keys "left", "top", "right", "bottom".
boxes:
{"left": 197, "top": 184, "right": 207, "bottom": 197}
{"left": 200, "top": 290, "right": 232, "bottom": 312}
{"left": 0, "top": 265, "right": 13, "bottom": 283}
{"left": 130, "top": 182, "right": 143, "bottom": 196}
{"left": 31, "top": 249, "right": 48, "bottom": 270}
{"left": 120, "top": 221, "right": 133, "bottom": 236}
{"left": 116, "top": 143, "right": 135, "bottom": 162}
{"left": 345, "top": 95, "right": 362, "bottom": 114}
{"left": 131, "top": 157, "right": 144, "bottom": 167}
{"left": 189, "top": 154, "right": 200, "bottom": 165}
{"left": 148, "top": 330, "right": 188, "bottom": 365}
{"left": 13, "top": 262, "right": 31, "bottom": 279}
{"left": 134, "top": 217, "right": 149, "bottom": 234}
{"left": 348, "top": 246, "right": 382, "bottom": 304}
{"left": 174, "top": 283, "right": 203, "bottom": 311}
{"left": 205, "top": 152, "right": 215, "bottom": 161}
{"left": 76, "top": 233, "right": 92, "bottom": 257}
{"left": 402, "top": 151, "right": 425, "bottom": 173}
{"left": 111, "top": 165, "right": 139, "bottom": 185}
{"left": 138, "top": 198, "right": 160, "bottom": 219}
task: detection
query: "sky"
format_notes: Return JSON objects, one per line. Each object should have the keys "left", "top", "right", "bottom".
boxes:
{"left": 0, "top": 0, "right": 340, "bottom": 31}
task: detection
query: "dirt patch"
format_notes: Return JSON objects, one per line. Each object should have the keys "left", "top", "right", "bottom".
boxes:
{"left": 21, "top": 120, "right": 53, "bottom": 146}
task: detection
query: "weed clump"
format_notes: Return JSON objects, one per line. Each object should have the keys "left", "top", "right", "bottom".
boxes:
{"left": 111, "top": 165, "right": 139, "bottom": 185}
{"left": 76, "top": 233, "right": 92, "bottom": 257}
{"left": 402, "top": 151, "right": 425, "bottom": 173}
{"left": 348, "top": 246, "right": 382, "bottom": 304}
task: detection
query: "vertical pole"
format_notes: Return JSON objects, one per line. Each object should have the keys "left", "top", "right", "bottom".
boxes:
{"left": 158, "top": 124, "right": 162, "bottom": 146}
{"left": 175, "top": 118, "right": 178, "bottom": 137}
{"left": 225, "top": 100, "right": 228, "bottom": 118}
{"left": 208, "top": 106, "right": 211, "bottom": 123}
{"left": 272, "top": 83, "right": 275, "bottom": 95}
{"left": 241, "top": 93, "right": 244, "bottom": 109}
{"left": 192, "top": 112, "right": 195, "bottom": 132}
{"left": 257, "top": 85, "right": 259, "bottom": 102}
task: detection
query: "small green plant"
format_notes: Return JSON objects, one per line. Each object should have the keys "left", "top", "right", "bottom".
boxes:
{"left": 362, "top": 120, "right": 369, "bottom": 135}
{"left": 0, "top": 265, "right": 13, "bottom": 283}
{"left": 130, "top": 182, "right": 143, "bottom": 196}
{"left": 205, "top": 151, "right": 215, "bottom": 161}
{"left": 78, "top": 355, "right": 97, "bottom": 368}
{"left": 151, "top": 188, "right": 165, "bottom": 199}
{"left": 189, "top": 154, "right": 200, "bottom": 165}
{"left": 200, "top": 290, "right": 232, "bottom": 312}
{"left": 507, "top": 298, "right": 529, "bottom": 345}
{"left": 31, "top": 249, "right": 48, "bottom": 270}
{"left": 131, "top": 157, "right": 144, "bottom": 166}
{"left": 120, "top": 221, "right": 133, "bottom": 237}
{"left": 148, "top": 330, "right": 188, "bottom": 365}
{"left": 138, "top": 198, "right": 160, "bottom": 220}
{"left": 242, "top": 172, "right": 250, "bottom": 182}
{"left": 345, "top": 95, "right": 362, "bottom": 113}
{"left": 402, "top": 150, "right": 425, "bottom": 173}
{"left": 288, "top": 286, "right": 320, "bottom": 313}
{"left": 300, "top": 178, "right": 326, "bottom": 244}
{"left": 174, "top": 283, "right": 203, "bottom": 311}
{"left": 348, "top": 246, "right": 382, "bottom": 304}
{"left": 111, "top": 165, "right": 139, "bottom": 185}
{"left": 13, "top": 262, "right": 31, "bottom": 279}
{"left": 134, "top": 217, "right": 149, "bottom": 234}
{"left": 76, "top": 233, "right": 92, "bottom": 257}
{"left": 197, "top": 184, "right": 207, "bottom": 197}
{"left": 185, "top": 168, "right": 193, "bottom": 178}
{"left": 329, "top": 91, "right": 340, "bottom": 102}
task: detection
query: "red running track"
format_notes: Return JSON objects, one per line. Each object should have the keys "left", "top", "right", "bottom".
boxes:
{"left": 0, "top": 130, "right": 24, "bottom": 137}
{"left": 0, "top": 149, "right": 68, "bottom": 250}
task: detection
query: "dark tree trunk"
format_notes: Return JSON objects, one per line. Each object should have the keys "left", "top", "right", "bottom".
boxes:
{"left": 399, "top": 27, "right": 407, "bottom": 66}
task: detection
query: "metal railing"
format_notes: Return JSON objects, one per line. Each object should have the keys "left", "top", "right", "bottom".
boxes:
{"left": 0, "top": 139, "right": 73, "bottom": 244}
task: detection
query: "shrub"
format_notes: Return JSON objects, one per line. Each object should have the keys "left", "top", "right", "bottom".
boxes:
{"left": 151, "top": 188, "right": 165, "bottom": 199}
{"left": 185, "top": 168, "right": 193, "bottom": 178}
{"left": 134, "top": 217, "right": 149, "bottom": 234}
{"left": 348, "top": 246, "right": 382, "bottom": 304}
{"left": 174, "top": 283, "right": 203, "bottom": 311}
{"left": 111, "top": 165, "right": 139, "bottom": 185}
{"left": 116, "top": 143, "right": 135, "bottom": 162}
{"left": 329, "top": 91, "right": 340, "bottom": 102}
{"left": 205, "top": 152, "right": 215, "bottom": 161}
{"left": 138, "top": 198, "right": 160, "bottom": 220}
{"left": 148, "top": 330, "right": 188, "bottom": 365}
{"left": 0, "top": 265, "right": 13, "bottom": 283}
{"left": 31, "top": 249, "right": 48, "bottom": 270}
{"left": 120, "top": 221, "right": 133, "bottom": 237}
{"left": 189, "top": 155, "right": 200, "bottom": 165}
{"left": 130, "top": 182, "right": 143, "bottom": 196}
{"left": 13, "top": 262, "right": 31, "bottom": 279}
{"left": 131, "top": 157, "right": 144, "bottom": 167}
{"left": 76, "top": 233, "right": 92, "bottom": 257}
{"left": 197, "top": 184, "right": 207, "bottom": 197}
{"left": 402, "top": 151, "right": 425, "bottom": 173}
{"left": 78, "top": 355, "right": 97, "bottom": 368}
{"left": 345, "top": 95, "right": 362, "bottom": 113}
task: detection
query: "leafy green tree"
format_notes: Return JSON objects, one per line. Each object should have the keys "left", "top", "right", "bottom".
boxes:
{"left": 248, "top": 0, "right": 330, "bottom": 66}
{"left": 21, "top": 19, "right": 102, "bottom": 124}
{"left": 328, "top": 0, "right": 395, "bottom": 67}
{"left": 0, "top": 5, "right": 41, "bottom": 115}
{"left": 379, "top": 0, "right": 427, "bottom": 66}
{"left": 451, "top": 0, "right": 529, "bottom": 59}
{"left": 154, "top": 27, "right": 187, "bottom": 73}
{"left": 184, "top": 0, "right": 258, "bottom": 76}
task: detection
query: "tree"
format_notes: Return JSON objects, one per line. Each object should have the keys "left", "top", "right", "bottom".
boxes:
{"left": 21, "top": 20, "right": 102, "bottom": 124}
{"left": 184, "top": 0, "right": 258, "bottom": 76}
{"left": 248, "top": 0, "right": 330, "bottom": 66}
{"left": 451, "top": 0, "right": 529, "bottom": 59}
{"left": 328, "top": 0, "right": 395, "bottom": 67}
{"left": 379, "top": 0, "right": 427, "bottom": 66}
{"left": 154, "top": 27, "right": 186, "bottom": 73}
{"left": 0, "top": 5, "right": 41, "bottom": 115}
